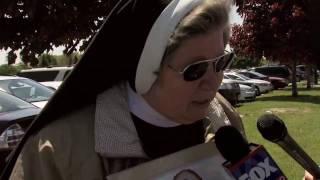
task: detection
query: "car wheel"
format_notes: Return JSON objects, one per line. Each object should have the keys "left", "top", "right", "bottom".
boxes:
{"left": 255, "top": 86, "right": 261, "bottom": 96}
{"left": 229, "top": 99, "right": 237, "bottom": 106}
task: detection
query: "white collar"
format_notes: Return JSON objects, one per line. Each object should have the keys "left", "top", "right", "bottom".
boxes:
{"left": 127, "top": 83, "right": 180, "bottom": 127}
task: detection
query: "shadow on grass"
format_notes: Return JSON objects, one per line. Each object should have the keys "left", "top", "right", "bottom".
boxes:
{"left": 234, "top": 103, "right": 243, "bottom": 108}
{"left": 280, "top": 87, "right": 320, "bottom": 92}
{"left": 256, "top": 95, "right": 320, "bottom": 105}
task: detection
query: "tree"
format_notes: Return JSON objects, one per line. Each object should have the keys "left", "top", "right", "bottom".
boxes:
{"left": 232, "top": 0, "right": 316, "bottom": 96}
{"left": 230, "top": 55, "right": 268, "bottom": 69}
{"left": 0, "top": 63, "right": 27, "bottom": 75}
{"left": 38, "top": 53, "right": 57, "bottom": 67}
{"left": 0, "top": 0, "right": 115, "bottom": 65}
{"left": 7, "top": 50, "right": 17, "bottom": 65}
{"left": 54, "top": 53, "right": 81, "bottom": 66}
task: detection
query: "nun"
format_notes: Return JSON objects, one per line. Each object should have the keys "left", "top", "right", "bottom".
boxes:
{"left": 5, "top": 0, "right": 245, "bottom": 179}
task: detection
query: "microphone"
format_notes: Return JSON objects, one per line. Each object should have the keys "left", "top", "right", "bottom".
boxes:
{"left": 257, "top": 113, "right": 320, "bottom": 179}
{"left": 215, "top": 126, "right": 286, "bottom": 180}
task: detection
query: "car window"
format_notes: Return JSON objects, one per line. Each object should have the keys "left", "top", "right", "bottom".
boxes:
{"left": 246, "top": 73, "right": 256, "bottom": 78}
{"left": 239, "top": 72, "right": 251, "bottom": 78}
{"left": 223, "top": 75, "right": 230, "bottom": 79}
{"left": 254, "top": 66, "right": 290, "bottom": 78}
{"left": 0, "top": 79, "right": 54, "bottom": 103}
{"left": 63, "top": 70, "right": 72, "bottom": 80}
{"left": 255, "top": 68, "right": 269, "bottom": 75}
{"left": 249, "top": 71, "right": 265, "bottom": 78}
{"left": 236, "top": 73, "right": 251, "bottom": 80}
{"left": 0, "top": 91, "right": 35, "bottom": 113}
{"left": 226, "top": 74, "right": 245, "bottom": 81}
{"left": 17, "top": 71, "right": 59, "bottom": 82}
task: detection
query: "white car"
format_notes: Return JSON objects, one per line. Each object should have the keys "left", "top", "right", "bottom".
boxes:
{"left": 17, "top": 66, "right": 73, "bottom": 82}
{"left": 238, "top": 84, "right": 256, "bottom": 102}
{"left": 224, "top": 72, "right": 273, "bottom": 95}
{"left": 0, "top": 76, "right": 55, "bottom": 108}
{"left": 40, "top": 81, "right": 62, "bottom": 90}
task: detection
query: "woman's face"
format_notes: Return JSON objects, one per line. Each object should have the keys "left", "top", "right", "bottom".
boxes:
{"left": 143, "top": 28, "right": 225, "bottom": 124}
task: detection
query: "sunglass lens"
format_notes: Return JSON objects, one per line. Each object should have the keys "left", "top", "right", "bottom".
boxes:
{"left": 215, "top": 57, "right": 226, "bottom": 72}
{"left": 215, "top": 53, "right": 234, "bottom": 72}
{"left": 184, "top": 62, "right": 209, "bottom": 81}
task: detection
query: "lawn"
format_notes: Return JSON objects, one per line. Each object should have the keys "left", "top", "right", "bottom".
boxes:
{"left": 235, "top": 82, "right": 320, "bottom": 179}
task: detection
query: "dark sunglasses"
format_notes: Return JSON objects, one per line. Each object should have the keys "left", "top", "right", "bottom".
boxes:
{"left": 168, "top": 50, "right": 234, "bottom": 81}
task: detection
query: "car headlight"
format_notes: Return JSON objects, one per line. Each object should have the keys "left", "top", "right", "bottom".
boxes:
{"left": 220, "top": 83, "right": 233, "bottom": 89}
{"left": 0, "top": 124, "right": 25, "bottom": 149}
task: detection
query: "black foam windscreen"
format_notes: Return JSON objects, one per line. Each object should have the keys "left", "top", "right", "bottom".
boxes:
{"left": 215, "top": 126, "right": 250, "bottom": 163}
{"left": 257, "top": 114, "right": 287, "bottom": 142}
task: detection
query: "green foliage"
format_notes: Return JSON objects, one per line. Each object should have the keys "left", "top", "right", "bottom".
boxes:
{"left": 0, "top": 63, "right": 28, "bottom": 75}
{"left": 38, "top": 54, "right": 57, "bottom": 67}
{"left": 21, "top": 52, "right": 82, "bottom": 67}
{"left": 54, "top": 53, "right": 81, "bottom": 66}
{"left": 230, "top": 56, "right": 268, "bottom": 69}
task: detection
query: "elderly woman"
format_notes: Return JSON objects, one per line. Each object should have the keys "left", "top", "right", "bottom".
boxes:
{"left": 7, "top": 0, "right": 244, "bottom": 179}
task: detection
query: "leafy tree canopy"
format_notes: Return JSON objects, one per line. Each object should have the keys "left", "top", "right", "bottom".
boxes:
{"left": 231, "top": 0, "right": 313, "bottom": 64}
{"left": 0, "top": 0, "right": 113, "bottom": 65}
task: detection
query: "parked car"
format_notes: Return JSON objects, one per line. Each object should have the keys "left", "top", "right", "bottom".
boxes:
{"left": 238, "top": 84, "right": 256, "bottom": 102}
{"left": 249, "top": 65, "right": 291, "bottom": 81}
{"left": 295, "top": 66, "right": 305, "bottom": 81}
{"left": 17, "top": 66, "right": 73, "bottom": 82}
{"left": 40, "top": 81, "right": 63, "bottom": 90}
{"left": 0, "top": 76, "right": 55, "bottom": 108}
{"left": 0, "top": 90, "right": 41, "bottom": 170}
{"left": 238, "top": 70, "right": 288, "bottom": 89}
{"left": 237, "top": 70, "right": 269, "bottom": 81}
{"left": 267, "top": 76, "right": 288, "bottom": 89}
{"left": 296, "top": 65, "right": 320, "bottom": 81}
{"left": 224, "top": 72, "right": 273, "bottom": 96}
{"left": 218, "top": 79, "right": 240, "bottom": 106}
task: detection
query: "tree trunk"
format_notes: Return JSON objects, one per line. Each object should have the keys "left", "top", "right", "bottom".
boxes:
{"left": 306, "top": 64, "right": 312, "bottom": 88}
{"left": 68, "top": 55, "right": 72, "bottom": 66}
{"left": 292, "top": 59, "right": 298, "bottom": 97}
{"left": 314, "top": 65, "right": 318, "bottom": 85}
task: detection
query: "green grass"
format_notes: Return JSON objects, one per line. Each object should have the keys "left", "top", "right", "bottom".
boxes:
{"left": 235, "top": 82, "right": 320, "bottom": 179}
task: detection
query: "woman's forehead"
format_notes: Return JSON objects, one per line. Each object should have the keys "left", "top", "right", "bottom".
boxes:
{"left": 168, "top": 28, "right": 225, "bottom": 66}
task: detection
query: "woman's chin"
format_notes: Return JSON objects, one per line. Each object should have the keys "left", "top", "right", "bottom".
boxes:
{"left": 181, "top": 111, "right": 210, "bottom": 124}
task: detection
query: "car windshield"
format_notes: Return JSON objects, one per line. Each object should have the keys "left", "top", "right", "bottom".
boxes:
{"left": 0, "top": 90, "right": 35, "bottom": 113}
{"left": 225, "top": 73, "right": 249, "bottom": 81}
{"left": 17, "top": 70, "right": 59, "bottom": 82}
{"left": 0, "top": 78, "right": 54, "bottom": 103}
{"left": 235, "top": 73, "right": 251, "bottom": 80}
{"left": 223, "top": 75, "right": 230, "bottom": 79}
{"left": 248, "top": 71, "right": 266, "bottom": 78}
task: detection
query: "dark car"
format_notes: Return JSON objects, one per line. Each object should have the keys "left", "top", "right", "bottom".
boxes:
{"left": 249, "top": 65, "right": 292, "bottom": 81}
{"left": 238, "top": 70, "right": 288, "bottom": 89}
{"left": 218, "top": 79, "right": 240, "bottom": 106}
{"left": 0, "top": 90, "right": 41, "bottom": 170}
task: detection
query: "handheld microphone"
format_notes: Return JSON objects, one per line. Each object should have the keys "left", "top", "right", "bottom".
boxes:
{"left": 257, "top": 113, "right": 320, "bottom": 178}
{"left": 215, "top": 126, "right": 286, "bottom": 180}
